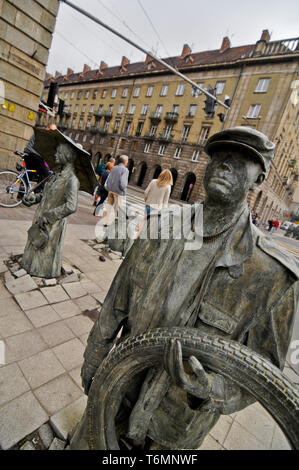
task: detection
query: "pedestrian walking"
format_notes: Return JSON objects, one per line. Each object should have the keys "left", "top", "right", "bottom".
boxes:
{"left": 102, "top": 155, "right": 129, "bottom": 223}
{"left": 93, "top": 162, "right": 114, "bottom": 216}
{"left": 144, "top": 169, "right": 173, "bottom": 214}
{"left": 267, "top": 219, "right": 273, "bottom": 232}
{"left": 93, "top": 157, "right": 115, "bottom": 205}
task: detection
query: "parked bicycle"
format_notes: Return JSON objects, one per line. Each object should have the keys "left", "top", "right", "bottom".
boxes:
{"left": 0, "top": 151, "right": 52, "bottom": 208}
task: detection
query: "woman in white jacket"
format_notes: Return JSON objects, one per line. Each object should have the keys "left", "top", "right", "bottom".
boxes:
{"left": 144, "top": 169, "right": 173, "bottom": 214}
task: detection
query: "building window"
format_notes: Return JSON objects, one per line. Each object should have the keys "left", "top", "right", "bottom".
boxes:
{"left": 128, "top": 104, "right": 136, "bottom": 114}
{"left": 117, "top": 104, "right": 124, "bottom": 114}
{"left": 78, "top": 117, "right": 84, "bottom": 129}
{"left": 102, "top": 89, "right": 107, "bottom": 98}
{"left": 84, "top": 91, "right": 89, "bottom": 99}
{"left": 124, "top": 120, "right": 131, "bottom": 135}
{"left": 158, "top": 145, "right": 166, "bottom": 156}
{"left": 82, "top": 104, "right": 86, "bottom": 113}
{"left": 146, "top": 86, "right": 154, "bottom": 97}
{"left": 89, "top": 104, "right": 94, "bottom": 113}
{"left": 247, "top": 104, "right": 261, "bottom": 118}
{"left": 64, "top": 92, "right": 68, "bottom": 99}
{"left": 165, "top": 125, "right": 173, "bottom": 138}
{"left": 181, "top": 125, "right": 191, "bottom": 142}
{"left": 192, "top": 82, "right": 204, "bottom": 97}
{"left": 136, "top": 121, "right": 144, "bottom": 136}
{"left": 149, "top": 125, "right": 157, "bottom": 136}
{"left": 192, "top": 150, "right": 201, "bottom": 162}
{"left": 86, "top": 117, "right": 92, "bottom": 129}
{"left": 160, "top": 85, "right": 169, "bottom": 96}
{"left": 144, "top": 142, "right": 151, "bottom": 153}
{"left": 83, "top": 134, "right": 87, "bottom": 142}
{"left": 215, "top": 81, "right": 225, "bottom": 95}
{"left": 98, "top": 104, "right": 103, "bottom": 112}
{"left": 133, "top": 87, "right": 141, "bottom": 98}
{"left": 198, "top": 126, "right": 210, "bottom": 144}
{"left": 141, "top": 104, "right": 149, "bottom": 115}
{"left": 188, "top": 104, "right": 197, "bottom": 117}
{"left": 172, "top": 105, "right": 179, "bottom": 114}
{"left": 122, "top": 88, "right": 128, "bottom": 98}
{"left": 174, "top": 147, "right": 182, "bottom": 159}
{"left": 70, "top": 91, "right": 75, "bottom": 99}
{"left": 111, "top": 88, "right": 117, "bottom": 98}
{"left": 103, "top": 121, "right": 109, "bottom": 131}
{"left": 100, "top": 137, "right": 105, "bottom": 144}
{"left": 109, "top": 104, "right": 113, "bottom": 113}
{"left": 75, "top": 133, "right": 79, "bottom": 140}
{"left": 255, "top": 78, "right": 270, "bottom": 93}
{"left": 155, "top": 104, "right": 163, "bottom": 116}
{"left": 176, "top": 84, "right": 185, "bottom": 96}
{"left": 77, "top": 91, "right": 82, "bottom": 99}
{"left": 75, "top": 104, "right": 79, "bottom": 113}
{"left": 71, "top": 117, "right": 76, "bottom": 128}
{"left": 93, "top": 89, "right": 98, "bottom": 99}
{"left": 113, "top": 119, "right": 120, "bottom": 133}
{"left": 69, "top": 132, "right": 72, "bottom": 139}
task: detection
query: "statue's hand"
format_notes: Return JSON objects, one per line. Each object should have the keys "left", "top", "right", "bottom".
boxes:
{"left": 36, "top": 216, "right": 48, "bottom": 229}
{"left": 164, "top": 339, "right": 212, "bottom": 400}
{"left": 22, "top": 193, "right": 36, "bottom": 207}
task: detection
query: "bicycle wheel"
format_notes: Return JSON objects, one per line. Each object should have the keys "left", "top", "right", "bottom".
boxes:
{"left": 0, "top": 170, "right": 28, "bottom": 207}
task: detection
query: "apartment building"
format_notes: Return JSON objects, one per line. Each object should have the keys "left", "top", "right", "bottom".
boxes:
{"left": 42, "top": 30, "right": 299, "bottom": 219}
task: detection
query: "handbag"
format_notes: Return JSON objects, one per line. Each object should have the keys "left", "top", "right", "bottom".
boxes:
{"left": 27, "top": 223, "right": 49, "bottom": 249}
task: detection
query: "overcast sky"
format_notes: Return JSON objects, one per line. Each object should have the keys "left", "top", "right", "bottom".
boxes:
{"left": 47, "top": 0, "right": 299, "bottom": 75}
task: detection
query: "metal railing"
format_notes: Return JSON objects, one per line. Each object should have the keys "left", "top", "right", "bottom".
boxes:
{"left": 261, "top": 38, "right": 299, "bottom": 56}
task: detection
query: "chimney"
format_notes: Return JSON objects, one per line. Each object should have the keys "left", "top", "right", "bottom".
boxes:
{"left": 145, "top": 53, "right": 152, "bottom": 65}
{"left": 260, "top": 29, "right": 270, "bottom": 42}
{"left": 67, "top": 68, "right": 74, "bottom": 76}
{"left": 100, "top": 61, "right": 108, "bottom": 71}
{"left": 121, "top": 56, "right": 130, "bottom": 68}
{"left": 181, "top": 44, "right": 192, "bottom": 58}
{"left": 45, "top": 73, "right": 52, "bottom": 81}
{"left": 83, "top": 64, "right": 91, "bottom": 74}
{"left": 55, "top": 71, "right": 61, "bottom": 78}
{"left": 220, "top": 36, "right": 231, "bottom": 53}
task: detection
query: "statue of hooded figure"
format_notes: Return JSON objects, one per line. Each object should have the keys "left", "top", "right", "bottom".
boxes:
{"left": 21, "top": 130, "right": 97, "bottom": 278}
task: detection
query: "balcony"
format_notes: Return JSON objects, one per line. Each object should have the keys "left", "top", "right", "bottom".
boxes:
{"left": 94, "top": 110, "right": 104, "bottom": 118}
{"left": 289, "top": 159, "right": 297, "bottom": 167}
{"left": 150, "top": 112, "right": 162, "bottom": 122}
{"left": 164, "top": 112, "right": 179, "bottom": 123}
{"left": 158, "top": 133, "right": 173, "bottom": 143}
{"left": 261, "top": 37, "right": 299, "bottom": 57}
{"left": 144, "top": 132, "right": 156, "bottom": 140}
{"left": 90, "top": 126, "right": 99, "bottom": 134}
{"left": 135, "top": 131, "right": 142, "bottom": 137}
{"left": 98, "top": 127, "right": 108, "bottom": 136}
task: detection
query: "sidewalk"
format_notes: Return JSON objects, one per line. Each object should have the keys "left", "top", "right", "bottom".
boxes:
{"left": 0, "top": 200, "right": 297, "bottom": 450}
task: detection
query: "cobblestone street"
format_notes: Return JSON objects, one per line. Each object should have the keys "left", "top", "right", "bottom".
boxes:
{"left": 0, "top": 190, "right": 298, "bottom": 450}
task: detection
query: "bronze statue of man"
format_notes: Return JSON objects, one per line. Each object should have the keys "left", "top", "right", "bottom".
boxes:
{"left": 22, "top": 141, "right": 80, "bottom": 278}
{"left": 75, "top": 127, "right": 299, "bottom": 450}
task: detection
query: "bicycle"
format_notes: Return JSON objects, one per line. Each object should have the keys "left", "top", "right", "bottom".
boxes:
{"left": 0, "top": 151, "right": 52, "bottom": 208}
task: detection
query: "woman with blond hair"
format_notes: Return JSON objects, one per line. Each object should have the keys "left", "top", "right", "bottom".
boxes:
{"left": 144, "top": 169, "right": 173, "bottom": 214}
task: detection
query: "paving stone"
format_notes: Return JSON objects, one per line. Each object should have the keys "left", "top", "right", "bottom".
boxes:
{"left": 223, "top": 421, "right": 266, "bottom": 450}
{"left": 62, "top": 282, "right": 87, "bottom": 299}
{"left": 25, "top": 305, "right": 61, "bottom": 328}
{"left": 43, "top": 278, "right": 57, "bottom": 287}
{"left": 210, "top": 415, "right": 232, "bottom": 445}
{"left": 0, "top": 363, "right": 30, "bottom": 407}
{"left": 53, "top": 338, "right": 85, "bottom": 371}
{"left": 20, "top": 441, "right": 36, "bottom": 450}
{"left": 18, "top": 349, "right": 65, "bottom": 389}
{"left": 0, "top": 261, "right": 8, "bottom": 274}
{"left": 50, "top": 395, "right": 87, "bottom": 440}
{"left": 5, "top": 274, "right": 37, "bottom": 295}
{"left": 51, "top": 300, "right": 81, "bottom": 319}
{"left": 75, "top": 295, "right": 99, "bottom": 312}
{"left": 234, "top": 403, "right": 275, "bottom": 448}
{"left": 80, "top": 333, "right": 89, "bottom": 346}
{"left": 34, "top": 374, "right": 82, "bottom": 415}
{"left": 271, "top": 425, "right": 291, "bottom": 450}
{"left": 49, "top": 437, "right": 66, "bottom": 450}
{"left": 91, "top": 291, "right": 107, "bottom": 305}
{"left": 14, "top": 269, "right": 27, "bottom": 278}
{"left": 69, "top": 367, "right": 83, "bottom": 389}
{"left": 199, "top": 434, "right": 224, "bottom": 450}
{"left": 41, "top": 285, "right": 70, "bottom": 304}
{"left": 38, "top": 423, "right": 54, "bottom": 448}
{"left": 79, "top": 280, "right": 101, "bottom": 295}
{"left": 15, "top": 290, "right": 48, "bottom": 311}
{"left": 0, "top": 391, "right": 48, "bottom": 450}
{"left": 0, "top": 310, "right": 33, "bottom": 338}
{"left": 38, "top": 321, "right": 75, "bottom": 347}
{"left": 32, "top": 277, "right": 44, "bottom": 287}
{"left": 64, "top": 314, "right": 94, "bottom": 336}
{"left": 0, "top": 282, "right": 11, "bottom": 300}
{"left": 0, "top": 296, "right": 22, "bottom": 317}
{"left": 58, "top": 273, "right": 79, "bottom": 285}
{"left": 4, "top": 330, "right": 47, "bottom": 363}
{"left": 10, "top": 264, "right": 20, "bottom": 273}
{"left": 4, "top": 271, "right": 14, "bottom": 284}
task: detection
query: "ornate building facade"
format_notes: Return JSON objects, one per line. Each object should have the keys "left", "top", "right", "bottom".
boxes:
{"left": 42, "top": 30, "right": 299, "bottom": 220}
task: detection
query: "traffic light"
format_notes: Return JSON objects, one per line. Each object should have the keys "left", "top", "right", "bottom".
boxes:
{"left": 203, "top": 86, "right": 216, "bottom": 117}
{"left": 57, "top": 99, "right": 65, "bottom": 117}
{"left": 47, "top": 82, "right": 58, "bottom": 109}
{"left": 217, "top": 113, "right": 225, "bottom": 122}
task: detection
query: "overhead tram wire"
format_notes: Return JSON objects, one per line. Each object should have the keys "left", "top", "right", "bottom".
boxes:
{"left": 136, "top": 0, "right": 170, "bottom": 57}
{"left": 55, "top": 31, "right": 98, "bottom": 68}
{"left": 59, "top": 0, "right": 230, "bottom": 110}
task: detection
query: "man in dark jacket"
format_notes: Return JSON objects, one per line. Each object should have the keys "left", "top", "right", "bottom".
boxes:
{"left": 73, "top": 127, "right": 298, "bottom": 450}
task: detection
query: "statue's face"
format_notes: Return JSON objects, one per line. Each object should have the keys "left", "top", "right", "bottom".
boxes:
{"left": 55, "top": 143, "right": 75, "bottom": 165}
{"left": 203, "top": 149, "right": 263, "bottom": 204}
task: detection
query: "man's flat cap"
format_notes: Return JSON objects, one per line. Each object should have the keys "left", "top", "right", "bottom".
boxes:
{"left": 205, "top": 126, "right": 275, "bottom": 172}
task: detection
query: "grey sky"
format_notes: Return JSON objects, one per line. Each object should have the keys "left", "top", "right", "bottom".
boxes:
{"left": 47, "top": 0, "right": 299, "bottom": 75}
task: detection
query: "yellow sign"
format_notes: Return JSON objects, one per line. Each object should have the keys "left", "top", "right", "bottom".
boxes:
{"left": 28, "top": 111, "right": 34, "bottom": 120}
{"left": 8, "top": 103, "right": 15, "bottom": 112}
